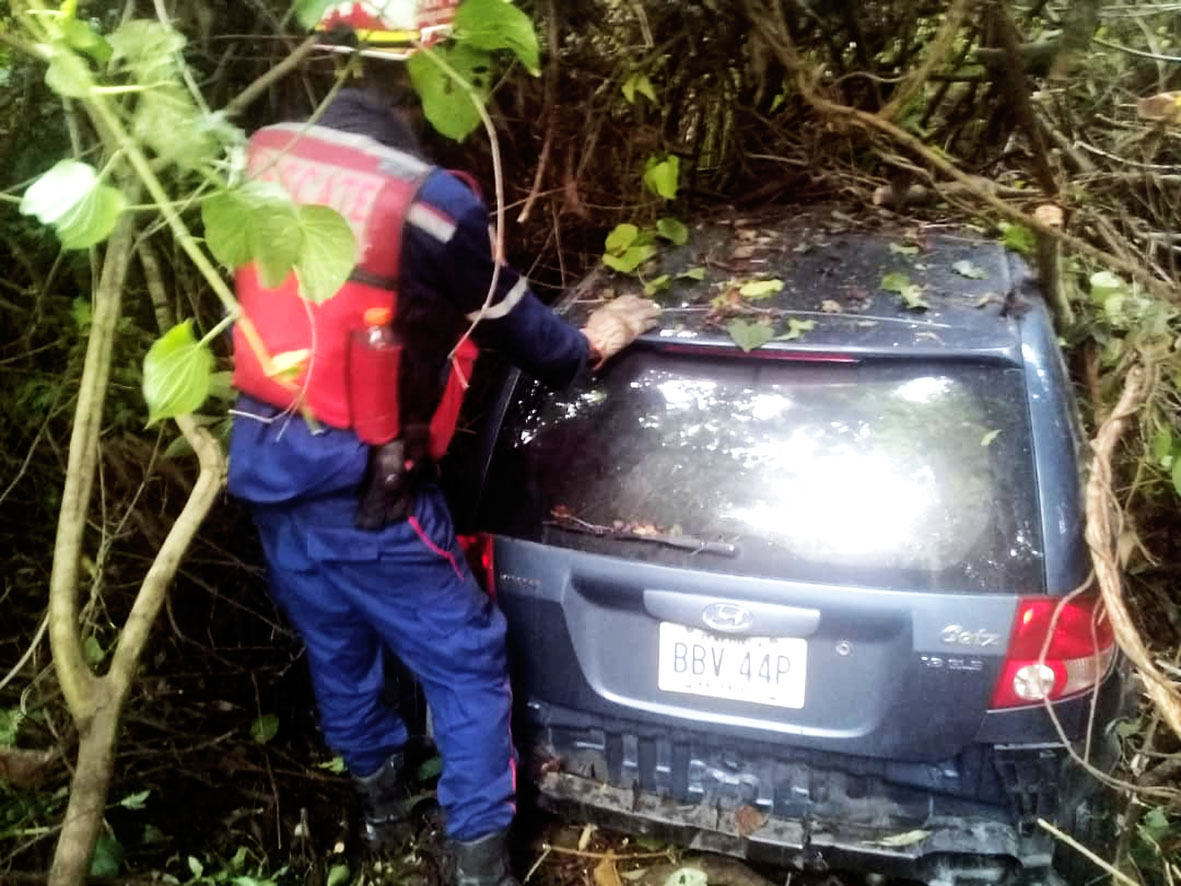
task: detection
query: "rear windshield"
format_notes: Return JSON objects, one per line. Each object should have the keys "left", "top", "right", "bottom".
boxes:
{"left": 479, "top": 350, "right": 1044, "bottom": 593}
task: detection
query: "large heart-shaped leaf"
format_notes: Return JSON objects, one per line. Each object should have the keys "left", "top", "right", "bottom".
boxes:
{"left": 605, "top": 223, "right": 640, "bottom": 255}
{"left": 408, "top": 44, "right": 492, "bottom": 141}
{"left": 726, "top": 319, "right": 773, "bottom": 352}
{"left": 294, "top": 205, "right": 357, "bottom": 304}
{"left": 644, "top": 155, "right": 680, "bottom": 201}
{"left": 293, "top": 0, "right": 336, "bottom": 29}
{"left": 142, "top": 321, "right": 213, "bottom": 425}
{"left": 656, "top": 217, "right": 689, "bottom": 246}
{"left": 20, "top": 160, "right": 127, "bottom": 250}
{"left": 107, "top": 19, "right": 186, "bottom": 81}
{"left": 202, "top": 182, "right": 302, "bottom": 286}
{"left": 455, "top": 0, "right": 540, "bottom": 76}
{"left": 45, "top": 51, "right": 93, "bottom": 98}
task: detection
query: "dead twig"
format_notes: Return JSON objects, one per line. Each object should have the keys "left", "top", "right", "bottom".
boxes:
{"left": 743, "top": 0, "right": 1179, "bottom": 303}
{"left": 1086, "top": 365, "right": 1181, "bottom": 739}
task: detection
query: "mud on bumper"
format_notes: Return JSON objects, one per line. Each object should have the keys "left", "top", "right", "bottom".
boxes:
{"left": 520, "top": 709, "right": 1083, "bottom": 884}
{"left": 536, "top": 769, "right": 1043, "bottom": 884}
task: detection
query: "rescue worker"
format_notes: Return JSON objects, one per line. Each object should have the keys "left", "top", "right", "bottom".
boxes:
{"left": 225, "top": 8, "right": 661, "bottom": 886}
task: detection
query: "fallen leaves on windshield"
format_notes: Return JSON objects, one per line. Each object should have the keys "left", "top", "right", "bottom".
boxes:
{"left": 548, "top": 507, "right": 737, "bottom": 556}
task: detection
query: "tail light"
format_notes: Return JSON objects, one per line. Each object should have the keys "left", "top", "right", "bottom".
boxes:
{"left": 990, "top": 596, "right": 1115, "bottom": 709}
{"left": 458, "top": 533, "right": 496, "bottom": 598}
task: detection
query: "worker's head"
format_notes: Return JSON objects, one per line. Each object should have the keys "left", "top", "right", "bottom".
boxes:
{"left": 313, "top": 3, "right": 430, "bottom": 155}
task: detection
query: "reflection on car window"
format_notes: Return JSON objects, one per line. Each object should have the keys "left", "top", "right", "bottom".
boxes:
{"left": 482, "top": 352, "right": 1044, "bottom": 593}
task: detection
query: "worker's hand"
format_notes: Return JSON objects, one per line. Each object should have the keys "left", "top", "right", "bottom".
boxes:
{"left": 582, "top": 295, "right": 662, "bottom": 367}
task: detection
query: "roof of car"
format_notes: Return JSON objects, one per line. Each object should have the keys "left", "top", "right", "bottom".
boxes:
{"left": 560, "top": 209, "right": 1040, "bottom": 359}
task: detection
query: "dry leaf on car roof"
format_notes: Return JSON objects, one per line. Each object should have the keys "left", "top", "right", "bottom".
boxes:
{"left": 594, "top": 852, "right": 624, "bottom": 886}
{"left": 733, "top": 805, "right": 768, "bottom": 838}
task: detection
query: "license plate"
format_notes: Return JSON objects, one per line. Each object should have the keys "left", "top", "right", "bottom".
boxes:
{"left": 657, "top": 623, "right": 807, "bottom": 709}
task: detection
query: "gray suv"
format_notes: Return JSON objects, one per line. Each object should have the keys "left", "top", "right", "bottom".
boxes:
{"left": 458, "top": 222, "right": 1125, "bottom": 886}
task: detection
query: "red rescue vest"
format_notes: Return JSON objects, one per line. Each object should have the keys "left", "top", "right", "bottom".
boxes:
{"left": 232, "top": 123, "right": 476, "bottom": 460}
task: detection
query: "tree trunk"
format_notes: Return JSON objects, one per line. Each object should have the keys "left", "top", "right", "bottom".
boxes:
{"left": 48, "top": 695, "right": 119, "bottom": 886}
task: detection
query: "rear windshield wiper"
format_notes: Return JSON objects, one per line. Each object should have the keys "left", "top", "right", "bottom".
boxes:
{"left": 545, "top": 513, "right": 738, "bottom": 557}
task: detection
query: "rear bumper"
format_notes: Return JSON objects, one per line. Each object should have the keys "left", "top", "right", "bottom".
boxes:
{"left": 535, "top": 769, "right": 1028, "bottom": 883}
{"left": 518, "top": 700, "right": 1122, "bottom": 881}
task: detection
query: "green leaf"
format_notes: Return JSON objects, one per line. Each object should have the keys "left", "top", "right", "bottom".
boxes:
{"left": 1154, "top": 428, "right": 1173, "bottom": 466}
{"left": 230, "top": 846, "right": 250, "bottom": 871}
{"left": 643, "top": 275, "right": 671, "bottom": 296}
{"left": 142, "top": 321, "right": 213, "bottom": 425}
{"left": 326, "top": 864, "right": 351, "bottom": 886}
{"left": 1090, "top": 270, "right": 1127, "bottom": 303}
{"left": 407, "top": 43, "right": 492, "bottom": 141}
{"left": 108, "top": 19, "right": 186, "bottom": 81}
{"left": 726, "top": 319, "right": 773, "bottom": 352}
{"left": 317, "top": 755, "right": 347, "bottom": 774}
{"left": 202, "top": 183, "right": 302, "bottom": 287}
{"left": 873, "top": 830, "right": 931, "bottom": 848}
{"left": 774, "top": 318, "right": 815, "bottom": 341}
{"left": 643, "top": 155, "right": 680, "bottom": 201}
{"left": 89, "top": 836, "right": 123, "bottom": 878}
{"left": 250, "top": 713, "right": 280, "bottom": 745}
{"left": 899, "top": 288, "right": 929, "bottom": 311}
{"left": 202, "top": 187, "right": 258, "bottom": 270}
{"left": 889, "top": 242, "right": 919, "bottom": 255}
{"left": 71, "top": 297, "right": 92, "bottom": 330}
{"left": 119, "top": 789, "right": 151, "bottom": 810}
{"left": 739, "top": 278, "right": 784, "bottom": 299}
{"left": 82, "top": 635, "right": 105, "bottom": 668}
{"left": 294, "top": 0, "right": 336, "bottom": 29}
{"left": 294, "top": 205, "right": 357, "bottom": 304}
{"left": 188, "top": 856, "right": 205, "bottom": 878}
{"left": 1172, "top": 457, "right": 1181, "bottom": 499}
{"left": 622, "top": 73, "right": 657, "bottom": 104}
{"left": 20, "top": 160, "right": 127, "bottom": 250}
{"left": 455, "top": 0, "right": 540, "bottom": 76}
{"left": 61, "top": 18, "right": 112, "bottom": 65}
{"left": 880, "top": 272, "right": 911, "bottom": 294}
{"left": 0, "top": 709, "right": 22, "bottom": 748}
{"left": 1141, "top": 807, "right": 1171, "bottom": 843}
{"left": 45, "top": 51, "right": 93, "bottom": 98}
{"left": 602, "top": 244, "right": 657, "bottom": 274}
{"left": 999, "top": 222, "right": 1035, "bottom": 256}
{"left": 981, "top": 429, "right": 1001, "bottom": 447}
{"left": 656, "top": 217, "right": 689, "bottom": 246}
{"left": 663, "top": 868, "right": 708, "bottom": 886}
{"left": 678, "top": 266, "right": 706, "bottom": 281}
{"left": 952, "top": 260, "right": 988, "bottom": 280}
{"left": 208, "top": 371, "right": 236, "bottom": 403}
{"left": 134, "top": 87, "right": 220, "bottom": 168}
{"left": 418, "top": 754, "right": 444, "bottom": 781}
{"left": 605, "top": 223, "right": 639, "bottom": 256}
{"left": 880, "top": 272, "right": 928, "bottom": 310}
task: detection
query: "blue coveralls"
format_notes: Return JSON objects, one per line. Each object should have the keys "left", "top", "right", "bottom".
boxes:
{"left": 228, "top": 92, "right": 588, "bottom": 842}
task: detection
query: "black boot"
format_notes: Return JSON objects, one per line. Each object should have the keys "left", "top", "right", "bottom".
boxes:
{"left": 353, "top": 752, "right": 411, "bottom": 850}
{"left": 454, "top": 829, "right": 520, "bottom": 886}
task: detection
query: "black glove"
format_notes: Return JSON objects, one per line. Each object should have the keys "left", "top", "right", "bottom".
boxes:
{"left": 355, "top": 425, "right": 435, "bottom": 530}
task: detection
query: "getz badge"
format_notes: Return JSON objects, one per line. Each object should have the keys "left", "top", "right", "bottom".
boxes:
{"left": 940, "top": 625, "right": 1001, "bottom": 648}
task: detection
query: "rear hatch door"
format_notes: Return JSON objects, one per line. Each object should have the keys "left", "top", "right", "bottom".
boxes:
{"left": 480, "top": 347, "right": 1044, "bottom": 760}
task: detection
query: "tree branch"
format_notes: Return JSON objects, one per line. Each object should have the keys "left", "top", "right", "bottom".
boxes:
{"left": 880, "top": 0, "right": 972, "bottom": 122}
{"left": 223, "top": 35, "right": 318, "bottom": 118}
{"left": 47, "top": 209, "right": 140, "bottom": 725}
{"left": 744, "top": 0, "right": 1178, "bottom": 302}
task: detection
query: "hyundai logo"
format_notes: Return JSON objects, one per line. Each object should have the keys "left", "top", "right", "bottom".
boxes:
{"left": 701, "top": 602, "right": 754, "bottom": 633}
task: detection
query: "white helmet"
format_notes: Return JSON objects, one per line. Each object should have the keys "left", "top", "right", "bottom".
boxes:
{"left": 315, "top": 1, "right": 458, "bottom": 59}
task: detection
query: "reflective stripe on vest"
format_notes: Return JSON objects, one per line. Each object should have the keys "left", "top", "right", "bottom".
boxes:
{"left": 232, "top": 124, "right": 475, "bottom": 457}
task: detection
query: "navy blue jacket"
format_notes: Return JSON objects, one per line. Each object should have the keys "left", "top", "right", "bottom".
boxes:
{"left": 228, "top": 92, "right": 589, "bottom": 505}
